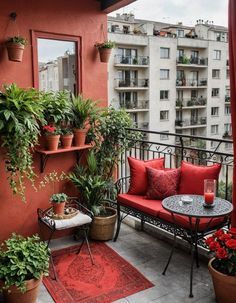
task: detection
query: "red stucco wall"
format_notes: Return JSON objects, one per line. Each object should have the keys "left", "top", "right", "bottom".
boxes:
{"left": 0, "top": 0, "right": 108, "bottom": 241}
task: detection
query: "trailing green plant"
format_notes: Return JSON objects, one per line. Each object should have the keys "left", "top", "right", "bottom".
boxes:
{"left": 0, "top": 83, "right": 45, "bottom": 201}
{"left": 94, "top": 40, "right": 115, "bottom": 49}
{"left": 50, "top": 193, "right": 68, "bottom": 204}
{"left": 0, "top": 234, "right": 49, "bottom": 293}
{"left": 7, "top": 36, "right": 28, "bottom": 46}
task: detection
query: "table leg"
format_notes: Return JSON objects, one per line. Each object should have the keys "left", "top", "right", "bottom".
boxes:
{"left": 162, "top": 227, "right": 177, "bottom": 275}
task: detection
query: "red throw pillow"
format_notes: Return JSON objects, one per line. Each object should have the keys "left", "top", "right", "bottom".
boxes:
{"left": 146, "top": 167, "right": 181, "bottom": 200}
{"left": 178, "top": 161, "right": 221, "bottom": 195}
{"left": 128, "top": 157, "right": 164, "bottom": 195}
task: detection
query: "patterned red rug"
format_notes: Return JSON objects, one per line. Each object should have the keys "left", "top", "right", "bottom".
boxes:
{"left": 43, "top": 242, "right": 154, "bottom": 303}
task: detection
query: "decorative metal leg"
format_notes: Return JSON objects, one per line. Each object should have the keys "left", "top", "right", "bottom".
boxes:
{"left": 141, "top": 217, "right": 145, "bottom": 231}
{"left": 195, "top": 240, "right": 200, "bottom": 268}
{"left": 76, "top": 237, "right": 85, "bottom": 255}
{"left": 113, "top": 203, "right": 121, "bottom": 242}
{"left": 50, "top": 253, "right": 58, "bottom": 281}
{"left": 84, "top": 230, "right": 94, "bottom": 265}
{"left": 162, "top": 232, "right": 177, "bottom": 275}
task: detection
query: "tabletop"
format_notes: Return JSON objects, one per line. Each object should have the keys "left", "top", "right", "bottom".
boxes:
{"left": 162, "top": 195, "right": 233, "bottom": 218}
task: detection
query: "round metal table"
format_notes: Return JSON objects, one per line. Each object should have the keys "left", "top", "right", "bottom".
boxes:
{"left": 162, "top": 195, "right": 233, "bottom": 298}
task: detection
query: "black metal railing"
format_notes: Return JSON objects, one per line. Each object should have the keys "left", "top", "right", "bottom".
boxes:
{"left": 177, "top": 56, "right": 208, "bottom": 66}
{"left": 176, "top": 97, "right": 207, "bottom": 107}
{"left": 115, "top": 78, "right": 149, "bottom": 88}
{"left": 176, "top": 78, "right": 207, "bottom": 87}
{"left": 118, "top": 129, "right": 233, "bottom": 201}
{"left": 115, "top": 55, "right": 149, "bottom": 65}
{"left": 175, "top": 117, "right": 207, "bottom": 127}
{"left": 119, "top": 100, "right": 149, "bottom": 110}
{"left": 225, "top": 95, "right": 230, "bottom": 103}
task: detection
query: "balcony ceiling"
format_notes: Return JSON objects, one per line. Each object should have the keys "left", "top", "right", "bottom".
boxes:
{"left": 100, "top": 0, "right": 136, "bottom": 13}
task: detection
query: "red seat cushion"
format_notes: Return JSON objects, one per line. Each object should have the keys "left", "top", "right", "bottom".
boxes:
{"left": 118, "top": 194, "right": 163, "bottom": 217}
{"left": 146, "top": 167, "right": 181, "bottom": 199}
{"left": 178, "top": 161, "right": 221, "bottom": 195}
{"left": 127, "top": 157, "right": 164, "bottom": 195}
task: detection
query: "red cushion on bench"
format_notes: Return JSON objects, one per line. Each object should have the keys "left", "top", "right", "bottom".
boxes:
{"left": 127, "top": 157, "right": 164, "bottom": 195}
{"left": 178, "top": 161, "right": 221, "bottom": 195}
{"left": 118, "top": 194, "right": 163, "bottom": 217}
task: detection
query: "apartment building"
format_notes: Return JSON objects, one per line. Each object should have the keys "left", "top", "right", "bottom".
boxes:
{"left": 108, "top": 14, "right": 231, "bottom": 151}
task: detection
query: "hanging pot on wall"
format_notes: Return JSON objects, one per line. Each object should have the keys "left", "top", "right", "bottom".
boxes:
{"left": 98, "top": 48, "right": 112, "bottom": 63}
{"left": 6, "top": 42, "right": 25, "bottom": 62}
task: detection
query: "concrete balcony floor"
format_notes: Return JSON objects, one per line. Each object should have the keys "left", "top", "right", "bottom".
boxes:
{"left": 33, "top": 223, "right": 216, "bottom": 303}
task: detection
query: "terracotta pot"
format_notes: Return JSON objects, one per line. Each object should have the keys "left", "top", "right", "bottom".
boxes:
{"left": 53, "top": 202, "right": 66, "bottom": 215}
{"left": 3, "top": 277, "right": 42, "bottom": 303}
{"left": 6, "top": 43, "right": 25, "bottom": 62}
{"left": 45, "top": 135, "right": 60, "bottom": 151}
{"left": 73, "top": 129, "right": 87, "bottom": 146}
{"left": 208, "top": 258, "right": 236, "bottom": 303}
{"left": 98, "top": 48, "right": 112, "bottom": 63}
{"left": 89, "top": 207, "right": 117, "bottom": 241}
{"left": 61, "top": 134, "right": 74, "bottom": 148}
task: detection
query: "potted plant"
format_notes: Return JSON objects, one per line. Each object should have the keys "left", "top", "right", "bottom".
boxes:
{"left": 0, "top": 233, "right": 49, "bottom": 303}
{"left": 43, "top": 125, "right": 61, "bottom": 151}
{"left": 205, "top": 228, "right": 236, "bottom": 303}
{"left": 50, "top": 193, "right": 68, "bottom": 215}
{"left": 94, "top": 40, "right": 115, "bottom": 63}
{"left": 71, "top": 95, "right": 97, "bottom": 146}
{"left": 6, "top": 36, "right": 28, "bottom": 62}
{"left": 60, "top": 127, "right": 74, "bottom": 148}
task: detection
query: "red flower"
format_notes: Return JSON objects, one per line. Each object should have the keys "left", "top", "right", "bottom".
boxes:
{"left": 205, "top": 236, "right": 215, "bottom": 246}
{"left": 213, "top": 229, "right": 224, "bottom": 239}
{"left": 216, "top": 248, "right": 228, "bottom": 259}
{"left": 209, "top": 241, "right": 220, "bottom": 251}
{"left": 219, "top": 233, "right": 232, "bottom": 242}
{"left": 225, "top": 239, "right": 236, "bottom": 250}
{"left": 43, "top": 125, "right": 56, "bottom": 133}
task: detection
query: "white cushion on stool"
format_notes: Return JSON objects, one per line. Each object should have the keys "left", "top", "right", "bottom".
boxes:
{"left": 52, "top": 213, "right": 92, "bottom": 230}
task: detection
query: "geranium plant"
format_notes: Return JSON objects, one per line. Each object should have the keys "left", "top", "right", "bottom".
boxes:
{"left": 94, "top": 40, "right": 115, "bottom": 49}
{"left": 205, "top": 228, "right": 236, "bottom": 275}
{"left": 43, "top": 125, "right": 60, "bottom": 136}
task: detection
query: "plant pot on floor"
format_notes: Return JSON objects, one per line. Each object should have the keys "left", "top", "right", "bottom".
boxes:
{"left": 2, "top": 277, "right": 42, "bottom": 303}
{"left": 208, "top": 258, "right": 236, "bottom": 303}
{"left": 61, "top": 134, "right": 74, "bottom": 148}
{"left": 89, "top": 207, "right": 117, "bottom": 241}
{"left": 73, "top": 129, "right": 87, "bottom": 146}
{"left": 98, "top": 48, "right": 112, "bottom": 63}
{"left": 6, "top": 43, "right": 25, "bottom": 62}
{"left": 45, "top": 135, "right": 60, "bottom": 151}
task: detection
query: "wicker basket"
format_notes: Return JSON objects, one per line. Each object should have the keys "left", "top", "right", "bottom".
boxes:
{"left": 89, "top": 207, "right": 117, "bottom": 241}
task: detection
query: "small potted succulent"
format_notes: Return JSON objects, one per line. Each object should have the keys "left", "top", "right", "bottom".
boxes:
{"left": 94, "top": 40, "right": 115, "bottom": 63}
{"left": 43, "top": 125, "right": 61, "bottom": 151}
{"left": 0, "top": 233, "right": 49, "bottom": 303}
{"left": 60, "top": 127, "right": 74, "bottom": 148}
{"left": 50, "top": 193, "right": 68, "bottom": 215}
{"left": 6, "top": 36, "right": 28, "bottom": 62}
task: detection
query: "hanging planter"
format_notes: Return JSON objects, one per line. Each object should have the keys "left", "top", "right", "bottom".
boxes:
{"left": 95, "top": 40, "right": 115, "bottom": 63}
{"left": 6, "top": 36, "right": 27, "bottom": 62}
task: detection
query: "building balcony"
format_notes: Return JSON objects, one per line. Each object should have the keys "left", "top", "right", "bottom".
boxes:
{"left": 119, "top": 100, "right": 149, "bottom": 112}
{"left": 225, "top": 95, "right": 230, "bottom": 103}
{"left": 175, "top": 137, "right": 207, "bottom": 149}
{"left": 114, "top": 55, "right": 149, "bottom": 67}
{"left": 176, "top": 56, "right": 208, "bottom": 67}
{"left": 175, "top": 117, "right": 207, "bottom": 128}
{"left": 133, "top": 121, "right": 149, "bottom": 129}
{"left": 114, "top": 78, "right": 149, "bottom": 90}
{"left": 223, "top": 131, "right": 232, "bottom": 139}
{"left": 176, "top": 97, "right": 207, "bottom": 108}
{"left": 176, "top": 78, "right": 207, "bottom": 88}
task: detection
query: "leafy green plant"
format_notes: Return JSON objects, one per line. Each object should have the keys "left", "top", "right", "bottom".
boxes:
{"left": 94, "top": 40, "right": 115, "bottom": 49}
{"left": 50, "top": 193, "right": 68, "bottom": 204}
{"left": 0, "top": 83, "right": 45, "bottom": 201}
{"left": 61, "top": 127, "right": 73, "bottom": 135}
{"left": 0, "top": 234, "right": 49, "bottom": 293}
{"left": 7, "top": 36, "right": 28, "bottom": 46}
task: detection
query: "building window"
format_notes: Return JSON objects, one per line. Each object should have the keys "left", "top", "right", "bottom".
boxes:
{"left": 224, "top": 123, "right": 232, "bottom": 134}
{"left": 160, "top": 110, "right": 169, "bottom": 121}
{"left": 191, "top": 90, "right": 197, "bottom": 99}
{"left": 225, "top": 143, "right": 233, "bottom": 149}
{"left": 160, "top": 69, "right": 169, "bottom": 79}
{"left": 211, "top": 125, "right": 219, "bottom": 135}
{"left": 160, "top": 90, "right": 169, "bottom": 100}
{"left": 190, "top": 128, "right": 197, "bottom": 136}
{"left": 211, "top": 107, "right": 219, "bottom": 116}
{"left": 160, "top": 131, "right": 169, "bottom": 140}
{"left": 225, "top": 105, "right": 231, "bottom": 115}
{"left": 213, "top": 50, "right": 221, "bottom": 60}
{"left": 160, "top": 47, "right": 170, "bottom": 59}
{"left": 212, "top": 69, "right": 220, "bottom": 79}
{"left": 177, "top": 29, "right": 184, "bottom": 37}
{"left": 226, "top": 69, "right": 230, "bottom": 79}
{"left": 212, "top": 88, "right": 220, "bottom": 97}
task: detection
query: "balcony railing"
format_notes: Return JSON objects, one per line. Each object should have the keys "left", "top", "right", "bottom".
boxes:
{"left": 177, "top": 56, "right": 208, "bottom": 66}
{"left": 114, "top": 55, "right": 149, "bottom": 66}
{"left": 225, "top": 95, "right": 230, "bottom": 103}
{"left": 133, "top": 122, "right": 149, "bottom": 129}
{"left": 115, "top": 78, "right": 149, "bottom": 88}
{"left": 175, "top": 117, "right": 207, "bottom": 127}
{"left": 176, "top": 78, "right": 207, "bottom": 87}
{"left": 222, "top": 131, "right": 232, "bottom": 139}
{"left": 176, "top": 97, "right": 207, "bottom": 107}
{"left": 119, "top": 100, "right": 149, "bottom": 110}
{"left": 119, "top": 128, "right": 233, "bottom": 202}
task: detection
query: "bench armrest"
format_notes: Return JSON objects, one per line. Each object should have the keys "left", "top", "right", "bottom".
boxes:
{"left": 115, "top": 176, "right": 131, "bottom": 194}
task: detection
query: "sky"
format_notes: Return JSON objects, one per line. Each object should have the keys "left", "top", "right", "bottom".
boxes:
{"left": 109, "top": 0, "right": 228, "bottom": 27}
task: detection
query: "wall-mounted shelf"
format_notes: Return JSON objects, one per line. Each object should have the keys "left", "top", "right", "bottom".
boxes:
{"left": 36, "top": 145, "right": 92, "bottom": 173}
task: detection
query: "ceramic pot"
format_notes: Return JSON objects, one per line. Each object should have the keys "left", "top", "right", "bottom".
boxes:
{"left": 53, "top": 202, "right": 66, "bottom": 215}
{"left": 98, "top": 48, "right": 112, "bottom": 63}
{"left": 6, "top": 43, "right": 25, "bottom": 62}
{"left": 2, "top": 277, "right": 42, "bottom": 303}
{"left": 45, "top": 135, "right": 60, "bottom": 151}
{"left": 73, "top": 129, "right": 87, "bottom": 146}
{"left": 208, "top": 258, "right": 236, "bottom": 303}
{"left": 61, "top": 134, "right": 73, "bottom": 148}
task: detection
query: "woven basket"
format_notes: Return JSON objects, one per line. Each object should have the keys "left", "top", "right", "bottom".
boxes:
{"left": 89, "top": 207, "right": 117, "bottom": 241}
